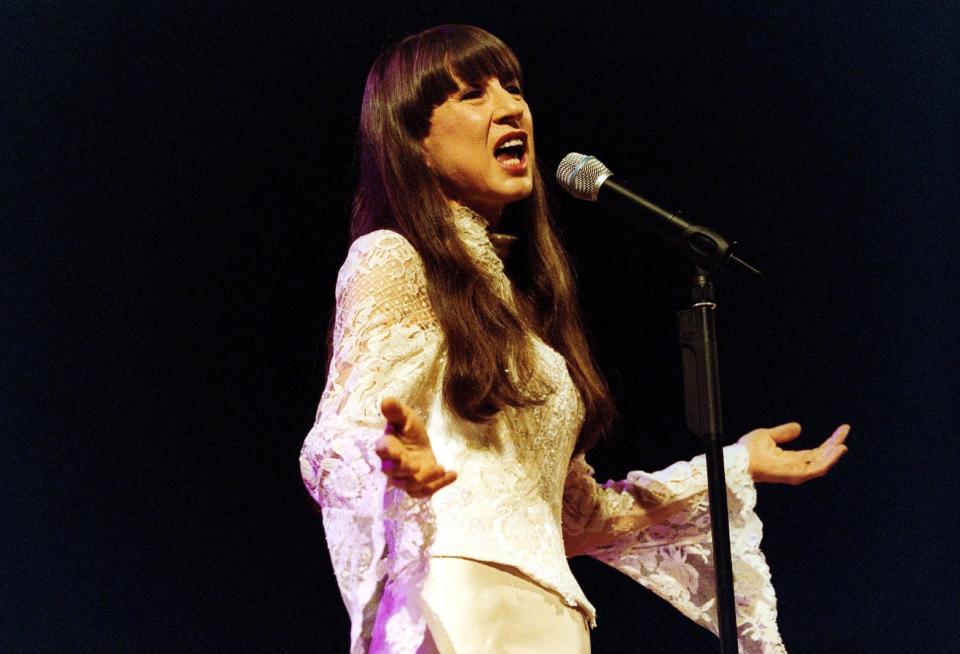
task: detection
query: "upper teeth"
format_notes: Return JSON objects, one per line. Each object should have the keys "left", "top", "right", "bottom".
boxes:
{"left": 499, "top": 138, "right": 523, "bottom": 149}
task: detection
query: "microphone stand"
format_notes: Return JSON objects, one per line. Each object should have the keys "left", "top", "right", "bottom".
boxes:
{"left": 557, "top": 159, "right": 760, "bottom": 652}
{"left": 600, "top": 175, "right": 757, "bottom": 652}
{"left": 673, "top": 222, "right": 757, "bottom": 654}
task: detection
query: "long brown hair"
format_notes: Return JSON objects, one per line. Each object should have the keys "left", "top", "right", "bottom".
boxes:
{"left": 351, "top": 24, "right": 613, "bottom": 451}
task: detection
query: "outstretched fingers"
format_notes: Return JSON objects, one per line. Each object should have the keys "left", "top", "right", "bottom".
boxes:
{"left": 767, "top": 422, "right": 802, "bottom": 444}
{"left": 380, "top": 396, "right": 409, "bottom": 434}
{"left": 742, "top": 421, "right": 851, "bottom": 485}
{"left": 787, "top": 424, "right": 851, "bottom": 484}
{"left": 417, "top": 471, "right": 458, "bottom": 497}
{"left": 395, "top": 469, "right": 458, "bottom": 498}
{"left": 374, "top": 419, "right": 457, "bottom": 497}
{"left": 822, "top": 423, "right": 851, "bottom": 448}
{"left": 375, "top": 434, "right": 405, "bottom": 465}
{"left": 808, "top": 424, "right": 850, "bottom": 475}
{"left": 376, "top": 434, "right": 419, "bottom": 478}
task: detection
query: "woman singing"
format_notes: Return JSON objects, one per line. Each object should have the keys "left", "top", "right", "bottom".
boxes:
{"left": 300, "top": 24, "right": 848, "bottom": 654}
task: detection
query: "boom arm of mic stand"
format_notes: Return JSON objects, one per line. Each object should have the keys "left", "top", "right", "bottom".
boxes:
{"left": 599, "top": 178, "right": 760, "bottom": 276}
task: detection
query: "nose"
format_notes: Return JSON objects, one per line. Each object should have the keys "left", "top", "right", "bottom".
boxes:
{"left": 490, "top": 80, "right": 524, "bottom": 124}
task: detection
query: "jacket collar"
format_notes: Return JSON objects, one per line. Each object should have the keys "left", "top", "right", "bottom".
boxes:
{"left": 451, "top": 205, "right": 517, "bottom": 271}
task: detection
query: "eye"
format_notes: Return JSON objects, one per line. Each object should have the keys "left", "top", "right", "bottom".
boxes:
{"left": 499, "top": 78, "right": 523, "bottom": 95}
{"left": 459, "top": 87, "right": 483, "bottom": 100}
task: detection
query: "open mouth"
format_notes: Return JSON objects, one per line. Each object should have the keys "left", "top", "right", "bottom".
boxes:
{"left": 493, "top": 134, "right": 528, "bottom": 171}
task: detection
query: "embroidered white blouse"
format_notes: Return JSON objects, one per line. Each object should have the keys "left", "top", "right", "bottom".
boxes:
{"left": 299, "top": 208, "right": 787, "bottom": 654}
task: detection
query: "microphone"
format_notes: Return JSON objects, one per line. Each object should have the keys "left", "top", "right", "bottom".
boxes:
{"left": 556, "top": 153, "right": 759, "bottom": 274}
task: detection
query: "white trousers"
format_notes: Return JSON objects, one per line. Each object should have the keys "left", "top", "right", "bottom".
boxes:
{"left": 416, "top": 557, "right": 591, "bottom": 654}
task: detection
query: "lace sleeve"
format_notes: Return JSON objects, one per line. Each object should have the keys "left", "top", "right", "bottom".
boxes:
{"left": 562, "top": 445, "right": 787, "bottom": 653}
{"left": 299, "top": 230, "right": 442, "bottom": 654}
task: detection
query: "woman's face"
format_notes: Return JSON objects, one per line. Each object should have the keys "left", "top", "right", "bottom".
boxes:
{"left": 421, "top": 76, "right": 534, "bottom": 223}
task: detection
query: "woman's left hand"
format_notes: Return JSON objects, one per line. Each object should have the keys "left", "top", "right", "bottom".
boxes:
{"left": 739, "top": 422, "right": 850, "bottom": 485}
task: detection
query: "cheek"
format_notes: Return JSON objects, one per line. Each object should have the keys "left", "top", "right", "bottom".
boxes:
{"left": 428, "top": 128, "right": 476, "bottom": 166}
{"left": 445, "top": 137, "right": 491, "bottom": 178}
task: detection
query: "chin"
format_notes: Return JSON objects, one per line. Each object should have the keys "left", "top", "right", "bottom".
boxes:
{"left": 502, "top": 179, "right": 534, "bottom": 202}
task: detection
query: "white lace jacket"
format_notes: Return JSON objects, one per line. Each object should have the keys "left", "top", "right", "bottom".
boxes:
{"left": 300, "top": 208, "right": 786, "bottom": 654}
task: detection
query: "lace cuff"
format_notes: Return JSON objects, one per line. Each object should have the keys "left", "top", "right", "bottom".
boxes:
{"left": 300, "top": 230, "right": 442, "bottom": 653}
{"left": 564, "top": 444, "right": 787, "bottom": 653}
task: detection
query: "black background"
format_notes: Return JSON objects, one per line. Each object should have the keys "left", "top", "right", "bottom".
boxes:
{"left": 4, "top": 1, "right": 958, "bottom": 652}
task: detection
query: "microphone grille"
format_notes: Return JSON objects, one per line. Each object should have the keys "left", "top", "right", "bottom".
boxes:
{"left": 556, "top": 152, "right": 613, "bottom": 201}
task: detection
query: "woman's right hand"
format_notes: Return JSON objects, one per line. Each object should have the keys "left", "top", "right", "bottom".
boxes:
{"left": 375, "top": 397, "right": 457, "bottom": 498}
